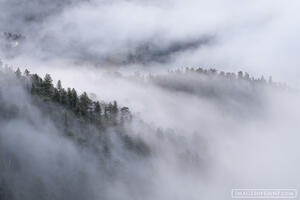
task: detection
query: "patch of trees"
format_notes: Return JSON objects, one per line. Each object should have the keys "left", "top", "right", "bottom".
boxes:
{"left": 14, "top": 67, "right": 132, "bottom": 131}
{"left": 146, "top": 67, "right": 289, "bottom": 97}
{"left": 164, "top": 67, "right": 277, "bottom": 84}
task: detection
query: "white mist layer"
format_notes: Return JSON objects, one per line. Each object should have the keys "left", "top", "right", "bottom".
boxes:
{"left": 1, "top": 64, "right": 298, "bottom": 199}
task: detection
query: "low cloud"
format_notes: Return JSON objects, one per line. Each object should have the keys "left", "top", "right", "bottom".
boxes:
{"left": 1, "top": 0, "right": 300, "bottom": 84}
{"left": 1, "top": 1, "right": 300, "bottom": 199}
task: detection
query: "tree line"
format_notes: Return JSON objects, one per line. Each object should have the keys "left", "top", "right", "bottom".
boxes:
{"left": 14, "top": 67, "right": 132, "bottom": 129}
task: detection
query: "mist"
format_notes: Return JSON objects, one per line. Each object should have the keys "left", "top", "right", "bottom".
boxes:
{"left": 1, "top": 0, "right": 300, "bottom": 199}
{"left": 1, "top": 0, "right": 300, "bottom": 84}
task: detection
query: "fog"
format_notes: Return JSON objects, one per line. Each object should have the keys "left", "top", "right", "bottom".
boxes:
{"left": 1, "top": 0, "right": 300, "bottom": 84}
{"left": 1, "top": 65, "right": 300, "bottom": 199}
{"left": 1, "top": 0, "right": 300, "bottom": 199}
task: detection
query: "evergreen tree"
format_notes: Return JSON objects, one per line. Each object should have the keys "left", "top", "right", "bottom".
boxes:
{"left": 71, "top": 88, "right": 78, "bottom": 108}
{"left": 53, "top": 88, "right": 61, "bottom": 102}
{"left": 209, "top": 68, "right": 217, "bottom": 75}
{"left": 244, "top": 72, "right": 250, "bottom": 80}
{"left": 104, "top": 104, "right": 111, "bottom": 121}
{"left": 31, "top": 74, "right": 43, "bottom": 94}
{"left": 120, "top": 107, "right": 131, "bottom": 123}
{"left": 112, "top": 101, "right": 118, "bottom": 114}
{"left": 24, "top": 69, "right": 30, "bottom": 77}
{"left": 94, "top": 101, "right": 102, "bottom": 126}
{"left": 56, "top": 80, "right": 62, "bottom": 91}
{"left": 42, "top": 74, "right": 53, "bottom": 96}
{"left": 78, "top": 92, "right": 91, "bottom": 116}
{"left": 67, "top": 88, "right": 72, "bottom": 106}
{"left": 238, "top": 71, "right": 243, "bottom": 79}
{"left": 95, "top": 101, "right": 101, "bottom": 114}
{"left": 31, "top": 74, "right": 42, "bottom": 86}
{"left": 15, "top": 68, "right": 21, "bottom": 79}
{"left": 60, "top": 89, "right": 68, "bottom": 104}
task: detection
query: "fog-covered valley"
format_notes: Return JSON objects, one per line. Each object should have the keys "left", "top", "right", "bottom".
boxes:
{"left": 0, "top": 63, "right": 299, "bottom": 200}
{"left": 1, "top": 0, "right": 300, "bottom": 199}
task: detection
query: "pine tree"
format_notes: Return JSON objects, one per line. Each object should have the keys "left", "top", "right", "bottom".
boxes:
{"left": 56, "top": 80, "right": 62, "bottom": 91}
{"left": 24, "top": 69, "right": 30, "bottom": 77}
{"left": 67, "top": 88, "right": 72, "bottom": 106}
{"left": 53, "top": 88, "right": 61, "bottom": 102}
{"left": 238, "top": 71, "right": 243, "bottom": 79}
{"left": 244, "top": 72, "right": 250, "bottom": 80}
{"left": 42, "top": 74, "right": 53, "bottom": 96}
{"left": 31, "top": 74, "right": 43, "bottom": 95}
{"left": 104, "top": 104, "right": 111, "bottom": 121}
{"left": 78, "top": 92, "right": 91, "bottom": 116}
{"left": 60, "top": 89, "right": 67, "bottom": 104}
{"left": 94, "top": 101, "right": 102, "bottom": 126}
{"left": 120, "top": 107, "right": 131, "bottom": 123}
{"left": 71, "top": 88, "right": 78, "bottom": 108}
{"left": 112, "top": 101, "right": 119, "bottom": 117}
{"left": 15, "top": 68, "right": 21, "bottom": 79}
{"left": 260, "top": 75, "right": 266, "bottom": 83}
{"left": 95, "top": 101, "right": 101, "bottom": 114}
{"left": 31, "top": 74, "right": 42, "bottom": 86}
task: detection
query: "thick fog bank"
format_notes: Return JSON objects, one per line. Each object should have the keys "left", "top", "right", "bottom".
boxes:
{"left": 1, "top": 65, "right": 300, "bottom": 199}
{"left": 1, "top": 0, "right": 300, "bottom": 84}
{"left": 1, "top": 0, "right": 300, "bottom": 198}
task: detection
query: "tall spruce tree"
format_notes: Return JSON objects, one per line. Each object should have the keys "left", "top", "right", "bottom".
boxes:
{"left": 95, "top": 101, "right": 101, "bottom": 114}
{"left": 57, "top": 80, "right": 62, "bottom": 91}
{"left": 53, "top": 88, "right": 61, "bottom": 102}
{"left": 78, "top": 92, "right": 91, "bottom": 116}
{"left": 60, "top": 89, "right": 67, "bottom": 104}
{"left": 42, "top": 74, "right": 53, "bottom": 96}
{"left": 71, "top": 88, "right": 78, "bottom": 108}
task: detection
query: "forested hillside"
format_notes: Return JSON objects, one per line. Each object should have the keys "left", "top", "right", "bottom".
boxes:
{"left": 0, "top": 64, "right": 153, "bottom": 200}
{"left": 0, "top": 63, "right": 293, "bottom": 200}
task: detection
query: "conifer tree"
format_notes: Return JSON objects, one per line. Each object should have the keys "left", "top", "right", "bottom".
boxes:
{"left": 67, "top": 88, "right": 72, "bottom": 106}
{"left": 95, "top": 101, "right": 101, "bottom": 114}
{"left": 57, "top": 80, "right": 62, "bottom": 91}
{"left": 24, "top": 69, "right": 30, "bottom": 77}
{"left": 71, "top": 88, "right": 78, "bottom": 108}
{"left": 238, "top": 71, "right": 243, "bottom": 79}
{"left": 31, "top": 74, "right": 42, "bottom": 86}
{"left": 42, "top": 74, "right": 53, "bottom": 96}
{"left": 53, "top": 88, "right": 61, "bottom": 102}
{"left": 112, "top": 101, "right": 118, "bottom": 114}
{"left": 60, "top": 89, "right": 68, "bottom": 104}
{"left": 15, "top": 68, "right": 21, "bottom": 79}
{"left": 244, "top": 72, "right": 250, "bottom": 80}
{"left": 78, "top": 92, "right": 91, "bottom": 116}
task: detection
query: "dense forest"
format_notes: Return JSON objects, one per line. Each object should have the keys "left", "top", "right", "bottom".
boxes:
{"left": 0, "top": 64, "right": 154, "bottom": 200}
{"left": 3, "top": 65, "right": 134, "bottom": 132}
